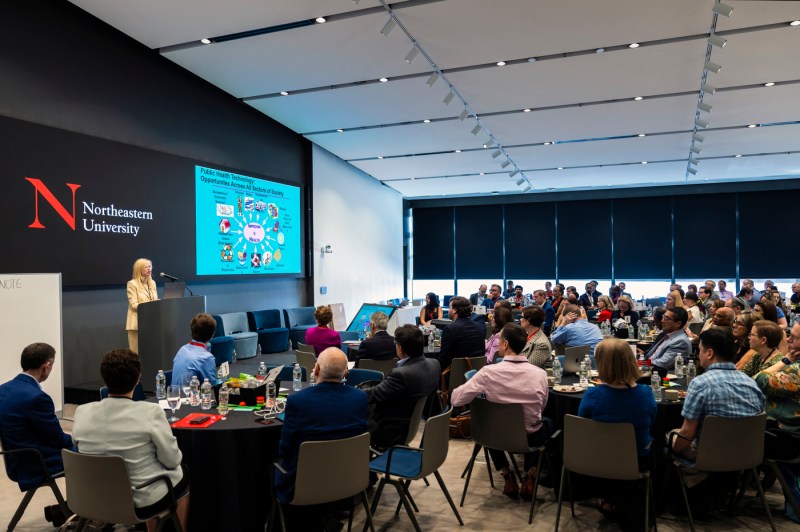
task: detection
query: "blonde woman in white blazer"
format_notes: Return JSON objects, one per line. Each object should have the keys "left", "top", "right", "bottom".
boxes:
{"left": 126, "top": 258, "right": 158, "bottom": 352}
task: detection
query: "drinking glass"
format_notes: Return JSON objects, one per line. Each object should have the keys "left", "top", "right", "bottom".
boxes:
{"left": 166, "top": 385, "right": 182, "bottom": 422}
{"left": 217, "top": 404, "right": 230, "bottom": 420}
{"left": 181, "top": 375, "right": 192, "bottom": 401}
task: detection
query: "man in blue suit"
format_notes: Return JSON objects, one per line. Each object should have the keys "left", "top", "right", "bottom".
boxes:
{"left": 532, "top": 290, "right": 555, "bottom": 335}
{"left": 641, "top": 307, "right": 693, "bottom": 372}
{"left": 0, "top": 342, "right": 75, "bottom": 526}
{"left": 275, "top": 347, "right": 368, "bottom": 506}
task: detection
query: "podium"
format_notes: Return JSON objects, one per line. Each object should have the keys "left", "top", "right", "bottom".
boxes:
{"left": 138, "top": 296, "right": 206, "bottom": 392}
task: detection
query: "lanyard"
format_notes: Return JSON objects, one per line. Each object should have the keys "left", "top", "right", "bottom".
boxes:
{"left": 189, "top": 341, "right": 206, "bottom": 348}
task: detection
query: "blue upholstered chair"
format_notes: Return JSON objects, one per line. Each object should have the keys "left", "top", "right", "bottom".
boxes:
{"left": 338, "top": 330, "right": 359, "bottom": 342}
{"left": 100, "top": 382, "right": 144, "bottom": 401}
{"left": 283, "top": 307, "right": 317, "bottom": 349}
{"left": 247, "top": 309, "right": 290, "bottom": 353}
{"left": 344, "top": 368, "right": 383, "bottom": 387}
{"left": 209, "top": 336, "right": 234, "bottom": 366}
{"left": 213, "top": 313, "right": 258, "bottom": 360}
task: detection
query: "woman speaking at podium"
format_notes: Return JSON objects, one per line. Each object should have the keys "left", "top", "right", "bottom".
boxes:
{"left": 126, "top": 258, "right": 158, "bottom": 352}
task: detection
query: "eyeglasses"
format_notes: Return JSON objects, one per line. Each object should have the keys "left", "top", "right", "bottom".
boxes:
{"left": 733, "top": 321, "right": 743, "bottom": 326}
{"left": 661, "top": 315, "right": 675, "bottom": 322}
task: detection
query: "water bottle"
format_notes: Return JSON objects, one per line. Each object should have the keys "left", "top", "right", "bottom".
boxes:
{"left": 258, "top": 361, "right": 267, "bottom": 380}
{"left": 256, "top": 343, "right": 262, "bottom": 356}
{"left": 309, "top": 370, "right": 316, "bottom": 386}
{"left": 200, "top": 379, "right": 212, "bottom": 410}
{"left": 686, "top": 360, "right": 697, "bottom": 386}
{"left": 155, "top": 369, "right": 166, "bottom": 400}
{"left": 552, "top": 357, "right": 562, "bottom": 384}
{"left": 232, "top": 348, "right": 237, "bottom": 364}
{"left": 218, "top": 383, "right": 230, "bottom": 407}
{"left": 216, "top": 366, "right": 225, "bottom": 385}
{"left": 583, "top": 354, "right": 592, "bottom": 372}
{"left": 292, "top": 363, "right": 302, "bottom": 391}
{"left": 579, "top": 361, "right": 589, "bottom": 389}
{"left": 190, "top": 376, "right": 201, "bottom": 406}
{"left": 627, "top": 321, "right": 634, "bottom": 339}
{"left": 266, "top": 381, "right": 276, "bottom": 408}
{"left": 650, "top": 372, "right": 662, "bottom": 401}
{"left": 428, "top": 332, "right": 435, "bottom": 351}
{"left": 675, "top": 353, "right": 685, "bottom": 378}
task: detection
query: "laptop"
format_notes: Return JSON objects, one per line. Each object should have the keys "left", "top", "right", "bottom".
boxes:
{"left": 163, "top": 282, "right": 186, "bottom": 299}
{"left": 562, "top": 346, "right": 591, "bottom": 374}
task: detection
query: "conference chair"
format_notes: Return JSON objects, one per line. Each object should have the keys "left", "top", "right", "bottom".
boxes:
{"left": 555, "top": 415, "right": 655, "bottom": 532}
{"left": 283, "top": 307, "right": 317, "bottom": 349}
{"left": 357, "top": 358, "right": 399, "bottom": 375}
{"left": 1, "top": 435, "right": 70, "bottom": 531}
{"left": 247, "top": 309, "right": 290, "bottom": 353}
{"left": 464, "top": 369, "right": 477, "bottom": 380}
{"left": 666, "top": 413, "right": 774, "bottom": 532}
{"left": 461, "top": 398, "right": 560, "bottom": 524}
{"left": 294, "top": 350, "right": 317, "bottom": 377}
{"left": 368, "top": 407, "right": 462, "bottom": 531}
{"left": 100, "top": 381, "right": 144, "bottom": 401}
{"left": 763, "top": 430, "right": 800, "bottom": 519}
{"left": 164, "top": 370, "right": 173, "bottom": 387}
{"left": 446, "top": 356, "right": 487, "bottom": 403}
{"left": 214, "top": 312, "right": 259, "bottom": 359}
{"left": 267, "top": 433, "right": 375, "bottom": 532}
{"left": 62, "top": 449, "right": 182, "bottom": 531}
{"left": 344, "top": 368, "right": 384, "bottom": 387}
{"left": 267, "top": 365, "right": 307, "bottom": 386}
{"left": 209, "top": 335, "right": 234, "bottom": 366}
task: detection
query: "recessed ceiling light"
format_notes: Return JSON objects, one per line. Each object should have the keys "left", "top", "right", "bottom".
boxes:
{"left": 336, "top": 129, "right": 344, "bottom": 133}
{"left": 423, "top": 119, "right": 431, "bottom": 123}
{"left": 527, "top": 57, "right": 537, "bottom": 63}
{"left": 479, "top": 172, "right": 485, "bottom": 176}
{"left": 544, "top": 142, "right": 552, "bottom": 146}
{"left": 523, "top": 108, "right": 532, "bottom": 113}
{"left": 377, "top": 156, "right": 383, "bottom": 159}
{"left": 638, "top": 133, "right": 646, "bottom": 137}
{"left": 557, "top": 167, "right": 564, "bottom": 170}
{"left": 634, "top": 96, "right": 644, "bottom": 101}
{"left": 379, "top": 77, "right": 388, "bottom": 83}
{"left": 200, "top": 38, "right": 212, "bottom": 44}
{"left": 496, "top": 61, "right": 506, "bottom": 66}
{"left": 629, "top": 43, "right": 640, "bottom": 48}
{"left": 735, "top": 154, "right": 742, "bottom": 158}
{"left": 764, "top": 82, "right": 775, "bottom": 87}
{"left": 315, "top": 17, "right": 327, "bottom": 23}
{"left": 748, "top": 124, "right": 757, "bottom": 128}
{"left": 595, "top": 48, "right": 605, "bottom": 53}
{"left": 641, "top": 161, "right": 648, "bottom": 164}
{"left": 455, "top": 150, "right": 462, "bottom": 153}
{"left": 791, "top": 20, "right": 800, "bottom": 26}
{"left": 280, "top": 91, "right": 289, "bottom": 96}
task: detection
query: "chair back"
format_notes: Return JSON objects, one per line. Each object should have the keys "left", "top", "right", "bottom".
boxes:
{"left": 403, "top": 396, "right": 428, "bottom": 446}
{"left": 100, "top": 382, "right": 144, "bottom": 401}
{"left": 470, "top": 397, "right": 530, "bottom": 454}
{"left": 338, "top": 330, "right": 359, "bottom": 342}
{"left": 295, "top": 351, "right": 317, "bottom": 375}
{"left": 345, "top": 368, "right": 384, "bottom": 387}
{"left": 211, "top": 314, "right": 226, "bottom": 337}
{"left": 292, "top": 433, "right": 370, "bottom": 506}
{"left": 62, "top": 450, "right": 141, "bottom": 524}
{"left": 418, "top": 406, "right": 453, "bottom": 477}
{"left": 563, "top": 415, "right": 640, "bottom": 480}
{"left": 268, "top": 365, "right": 307, "bottom": 383}
{"left": 465, "top": 369, "right": 477, "bottom": 380}
{"left": 358, "top": 358, "right": 399, "bottom": 375}
{"left": 217, "top": 312, "right": 249, "bottom": 334}
{"left": 247, "top": 309, "right": 283, "bottom": 331}
{"left": 284, "top": 307, "right": 317, "bottom": 329}
{"left": 164, "top": 370, "right": 173, "bottom": 387}
{"left": 688, "top": 322, "right": 704, "bottom": 335}
{"left": 448, "top": 356, "right": 487, "bottom": 397}
{"left": 694, "top": 414, "right": 767, "bottom": 472}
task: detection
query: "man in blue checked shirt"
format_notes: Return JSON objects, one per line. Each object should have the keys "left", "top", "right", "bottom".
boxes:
{"left": 671, "top": 327, "right": 764, "bottom": 459}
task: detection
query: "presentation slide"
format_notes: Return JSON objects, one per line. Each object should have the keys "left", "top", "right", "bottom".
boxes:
{"left": 195, "top": 166, "right": 302, "bottom": 276}
{"left": 347, "top": 304, "right": 397, "bottom": 335}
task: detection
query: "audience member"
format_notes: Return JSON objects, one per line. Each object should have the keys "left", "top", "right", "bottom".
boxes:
{"left": 368, "top": 326, "right": 440, "bottom": 448}
{"left": 469, "top": 284, "right": 488, "bottom": 307}
{"left": 687, "top": 284, "right": 698, "bottom": 295}
{"left": 551, "top": 303, "right": 604, "bottom": 356}
{"left": 451, "top": 323, "right": 549, "bottom": 501}
{"left": 304, "top": 305, "right": 342, "bottom": 355}
{"left": 790, "top": 283, "right": 800, "bottom": 312}
{"left": 532, "top": 290, "right": 555, "bottom": 334}
{"left": 555, "top": 296, "right": 587, "bottom": 329}
{"left": 741, "top": 279, "right": 761, "bottom": 306}
{"left": 670, "top": 284, "right": 685, "bottom": 298}
{"left": 595, "top": 295, "right": 614, "bottom": 322}
{"left": 698, "top": 287, "right": 713, "bottom": 312}
{"left": 438, "top": 296, "right": 485, "bottom": 370}
{"left": 73, "top": 349, "right": 189, "bottom": 530}
{"left": 755, "top": 323, "right": 800, "bottom": 446}
{"left": 551, "top": 284, "right": 566, "bottom": 316}
{"left": 544, "top": 281, "right": 554, "bottom": 300}
{"left": 419, "top": 292, "right": 443, "bottom": 326}
{"left": 611, "top": 295, "right": 640, "bottom": 338}
{"left": 717, "top": 280, "right": 734, "bottom": 301}
{"left": 502, "top": 280, "right": 515, "bottom": 299}
{"left": 684, "top": 292, "right": 704, "bottom": 325}
{"left": 640, "top": 307, "right": 691, "bottom": 371}
{"left": 739, "top": 320, "right": 785, "bottom": 377}
{"left": 618, "top": 282, "right": 631, "bottom": 297}
{"left": 275, "top": 348, "right": 368, "bottom": 505}
{"left": 732, "top": 311, "right": 761, "bottom": 365}
{"left": 484, "top": 284, "right": 503, "bottom": 309}
{"left": 665, "top": 290, "right": 684, "bottom": 309}
{"left": 485, "top": 306, "right": 512, "bottom": 363}
{"left": 520, "top": 305, "right": 552, "bottom": 368}
{"left": 652, "top": 307, "right": 667, "bottom": 337}
{"left": 355, "top": 311, "right": 395, "bottom": 367}
{"left": 566, "top": 286, "right": 579, "bottom": 299}
{"left": 688, "top": 303, "right": 733, "bottom": 340}
{"left": 728, "top": 295, "right": 749, "bottom": 314}
{"left": 757, "top": 295, "right": 788, "bottom": 328}
{"left": 671, "top": 328, "right": 765, "bottom": 459}
{"left": 579, "top": 282, "right": 599, "bottom": 309}
{"left": 767, "top": 291, "right": 791, "bottom": 321}
{"left": 704, "top": 280, "right": 720, "bottom": 301}
{"left": 0, "top": 343, "right": 75, "bottom": 527}
{"left": 171, "top": 312, "right": 217, "bottom": 387}
{"left": 509, "top": 285, "right": 529, "bottom": 308}
{"left": 608, "top": 284, "right": 622, "bottom": 305}
{"left": 578, "top": 338, "right": 656, "bottom": 528}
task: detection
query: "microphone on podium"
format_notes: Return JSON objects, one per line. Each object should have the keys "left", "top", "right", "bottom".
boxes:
{"left": 160, "top": 272, "right": 179, "bottom": 282}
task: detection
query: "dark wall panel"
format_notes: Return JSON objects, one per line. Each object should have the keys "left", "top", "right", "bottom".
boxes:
{"left": 455, "top": 206, "right": 503, "bottom": 278}
{"left": 505, "top": 203, "right": 556, "bottom": 278}
{"left": 413, "top": 207, "right": 454, "bottom": 279}
{"left": 557, "top": 200, "right": 612, "bottom": 278}
{"left": 613, "top": 197, "right": 672, "bottom": 279}
{"left": 740, "top": 189, "right": 800, "bottom": 278}
{"left": 674, "top": 193, "right": 736, "bottom": 278}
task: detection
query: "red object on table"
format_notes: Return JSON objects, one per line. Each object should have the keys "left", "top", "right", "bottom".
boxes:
{"left": 171, "top": 412, "right": 221, "bottom": 429}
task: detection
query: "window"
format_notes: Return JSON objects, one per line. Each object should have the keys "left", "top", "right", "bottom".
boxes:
{"left": 456, "top": 279, "right": 502, "bottom": 298}
{"left": 616, "top": 281, "right": 672, "bottom": 301}
{"left": 410, "top": 280, "right": 455, "bottom": 304}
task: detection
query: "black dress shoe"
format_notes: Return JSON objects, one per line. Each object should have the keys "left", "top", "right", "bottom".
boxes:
{"left": 44, "top": 504, "right": 69, "bottom": 528}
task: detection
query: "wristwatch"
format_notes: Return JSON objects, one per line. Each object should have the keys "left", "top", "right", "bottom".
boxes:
{"left": 781, "top": 357, "right": 792, "bottom": 365}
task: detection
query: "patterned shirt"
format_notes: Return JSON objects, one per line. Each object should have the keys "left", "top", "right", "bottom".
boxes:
{"left": 682, "top": 362, "right": 765, "bottom": 422}
{"left": 755, "top": 362, "right": 800, "bottom": 433}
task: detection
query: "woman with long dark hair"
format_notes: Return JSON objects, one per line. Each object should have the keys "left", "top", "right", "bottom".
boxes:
{"left": 420, "top": 292, "right": 443, "bottom": 326}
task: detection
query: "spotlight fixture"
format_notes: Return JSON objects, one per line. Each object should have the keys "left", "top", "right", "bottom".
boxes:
{"left": 700, "top": 83, "right": 716, "bottom": 94}
{"left": 423, "top": 119, "right": 431, "bottom": 124}
{"left": 471, "top": 124, "right": 482, "bottom": 135}
{"left": 496, "top": 61, "right": 506, "bottom": 66}
{"left": 380, "top": 18, "right": 396, "bottom": 36}
{"left": 492, "top": 150, "right": 502, "bottom": 159}
{"left": 479, "top": 172, "right": 485, "bottom": 176}
{"left": 689, "top": 157, "right": 700, "bottom": 165}
{"left": 544, "top": 141, "right": 552, "bottom": 146}
{"left": 523, "top": 108, "right": 532, "bottom": 113}
{"left": 501, "top": 160, "right": 511, "bottom": 168}
{"left": 708, "top": 34, "right": 727, "bottom": 48}
{"left": 698, "top": 102, "right": 713, "bottom": 112}
{"left": 336, "top": 129, "right": 344, "bottom": 133}
{"left": 426, "top": 72, "right": 440, "bottom": 87}
{"left": 638, "top": 134, "right": 646, "bottom": 137}
{"left": 747, "top": 124, "right": 757, "bottom": 128}
{"left": 704, "top": 61, "right": 722, "bottom": 74}
{"left": 379, "top": 77, "right": 388, "bottom": 83}
{"left": 459, "top": 108, "right": 469, "bottom": 121}
{"left": 516, "top": 178, "right": 525, "bottom": 186}
{"left": 200, "top": 38, "right": 212, "bottom": 44}
{"left": 595, "top": 48, "right": 605, "bottom": 53}
{"left": 377, "top": 156, "right": 384, "bottom": 159}
{"left": 510, "top": 169, "right": 520, "bottom": 178}
{"left": 764, "top": 82, "right": 775, "bottom": 87}
{"left": 315, "top": 17, "right": 327, "bottom": 24}
{"left": 690, "top": 146, "right": 703, "bottom": 154}
{"left": 484, "top": 139, "right": 495, "bottom": 148}
{"left": 687, "top": 167, "right": 698, "bottom": 175}
{"left": 557, "top": 167, "right": 564, "bottom": 170}
{"left": 791, "top": 20, "right": 800, "bottom": 26}
{"left": 443, "top": 92, "right": 455, "bottom": 105}
{"left": 404, "top": 46, "right": 419, "bottom": 63}
{"left": 735, "top": 154, "right": 742, "bottom": 158}
{"left": 455, "top": 149, "right": 462, "bottom": 153}
{"left": 693, "top": 133, "right": 705, "bottom": 142}
{"left": 280, "top": 91, "right": 289, "bottom": 96}
{"left": 527, "top": 57, "right": 537, "bottom": 62}
{"left": 522, "top": 186, "right": 532, "bottom": 193}
{"left": 629, "top": 42, "right": 640, "bottom": 48}
{"left": 634, "top": 96, "right": 644, "bottom": 101}
{"left": 641, "top": 161, "right": 648, "bottom": 165}
{"left": 712, "top": 2, "right": 734, "bottom": 17}
{"left": 695, "top": 118, "right": 709, "bottom": 128}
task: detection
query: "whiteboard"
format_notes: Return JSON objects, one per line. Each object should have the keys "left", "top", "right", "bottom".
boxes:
{"left": 0, "top": 273, "right": 63, "bottom": 412}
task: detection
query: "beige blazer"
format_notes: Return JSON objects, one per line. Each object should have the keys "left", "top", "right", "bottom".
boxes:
{"left": 126, "top": 278, "right": 158, "bottom": 331}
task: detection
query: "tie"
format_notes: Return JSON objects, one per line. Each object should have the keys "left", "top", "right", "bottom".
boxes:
{"left": 646, "top": 333, "right": 668, "bottom": 359}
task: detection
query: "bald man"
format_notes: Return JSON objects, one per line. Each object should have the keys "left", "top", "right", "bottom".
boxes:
{"left": 274, "top": 347, "right": 368, "bottom": 506}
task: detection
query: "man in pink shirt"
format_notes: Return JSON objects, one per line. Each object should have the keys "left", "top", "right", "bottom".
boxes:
{"left": 451, "top": 323, "right": 550, "bottom": 501}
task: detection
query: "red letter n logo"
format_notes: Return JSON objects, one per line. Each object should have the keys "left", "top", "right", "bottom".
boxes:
{"left": 25, "top": 178, "right": 81, "bottom": 230}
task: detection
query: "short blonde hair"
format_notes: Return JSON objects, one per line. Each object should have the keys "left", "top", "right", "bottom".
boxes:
{"left": 617, "top": 295, "right": 634, "bottom": 311}
{"left": 597, "top": 295, "right": 614, "bottom": 310}
{"left": 131, "top": 258, "right": 152, "bottom": 280}
{"left": 668, "top": 290, "right": 684, "bottom": 308}
{"left": 314, "top": 305, "right": 333, "bottom": 326}
{"left": 594, "top": 338, "right": 641, "bottom": 386}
